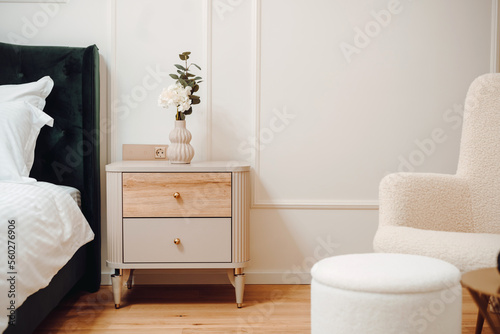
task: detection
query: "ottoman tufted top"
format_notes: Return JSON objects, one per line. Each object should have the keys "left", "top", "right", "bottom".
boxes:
{"left": 311, "top": 253, "right": 461, "bottom": 294}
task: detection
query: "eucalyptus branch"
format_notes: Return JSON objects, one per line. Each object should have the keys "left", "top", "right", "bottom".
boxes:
{"left": 161, "top": 51, "right": 203, "bottom": 120}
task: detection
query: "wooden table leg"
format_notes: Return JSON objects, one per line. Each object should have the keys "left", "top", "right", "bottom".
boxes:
{"left": 475, "top": 311, "right": 485, "bottom": 334}
{"left": 467, "top": 288, "right": 500, "bottom": 334}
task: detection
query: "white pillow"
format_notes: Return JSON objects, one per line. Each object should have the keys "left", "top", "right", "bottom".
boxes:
{"left": 0, "top": 101, "right": 54, "bottom": 182}
{"left": 0, "top": 76, "right": 54, "bottom": 110}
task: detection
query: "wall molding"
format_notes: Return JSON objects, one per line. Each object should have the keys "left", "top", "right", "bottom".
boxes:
{"left": 249, "top": 0, "right": 499, "bottom": 211}
{"left": 252, "top": 201, "right": 379, "bottom": 210}
{"left": 250, "top": 0, "right": 263, "bottom": 208}
{"left": 203, "top": 0, "right": 213, "bottom": 160}
{"left": 108, "top": 0, "right": 213, "bottom": 162}
{"left": 250, "top": 0, "right": 378, "bottom": 210}
{"left": 493, "top": 0, "right": 500, "bottom": 72}
{"left": 108, "top": 0, "right": 117, "bottom": 163}
{"left": 491, "top": 0, "right": 500, "bottom": 73}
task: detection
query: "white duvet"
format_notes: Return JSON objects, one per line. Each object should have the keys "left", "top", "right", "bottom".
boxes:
{"left": 0, "top": 181, "right": 94, "bottom": 332}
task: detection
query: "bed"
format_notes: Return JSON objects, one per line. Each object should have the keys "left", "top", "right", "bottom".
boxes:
{"left": 0, "top": 42, "right": 101, "bottom": 333}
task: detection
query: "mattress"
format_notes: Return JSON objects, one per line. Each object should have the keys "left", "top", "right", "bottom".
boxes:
{"left": 0, "top": 181, "right": 94, "bottom": 332}
{"left": 57, "top": 185, "right": 82, "bottom": 208}
{"left": 34, "top": 182, "right": 81, "bottom": 208}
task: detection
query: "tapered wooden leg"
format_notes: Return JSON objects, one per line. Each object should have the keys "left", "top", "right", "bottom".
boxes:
{"left": 234, "top": 271, "right": 245, "bottom": 308}
{"left": 467, "top": 288, "right": 500, "bottom": 334}
{"left": 475, "top": 311, "right": 484, "bottom": 334}
{"left": 111, "top": 269, "right": 123, "bottom": 309}
{"left": 227, "top": 268, "right": 246, "bottom": 308}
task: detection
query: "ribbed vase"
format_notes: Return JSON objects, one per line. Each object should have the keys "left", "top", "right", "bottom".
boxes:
{"left": 167, "top": 120, "right": 194, "bottom": 164}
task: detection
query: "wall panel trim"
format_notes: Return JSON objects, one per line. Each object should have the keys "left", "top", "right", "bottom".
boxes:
{"left": 203, "top": 0, "right": 213, "bottom": 160}
{"left": 250, "top": 0, "right": 499, "bottom": 210}
{"left": 250, "top": 0, "right": 377, "bottom": 210}
{"left": 491, "top": 0, "right": 499, "bottom": 72}
{"left": 252, "top": 201, "right": 379, "bottom": 210}
{"left": 109, "top": 0, "right": 213, "bottom": 162}
{"left": 108, "top": 0, "right": 117, "bottom": 162}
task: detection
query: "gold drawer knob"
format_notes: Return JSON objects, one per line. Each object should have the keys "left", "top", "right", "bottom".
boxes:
{"left": 173, "top": 192, "right": 180, "bottom": 199}
{"left": 174, "top": 238, "right": 181, "bottom": 245}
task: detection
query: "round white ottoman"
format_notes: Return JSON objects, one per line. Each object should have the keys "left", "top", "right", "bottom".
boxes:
{"left": 311, "top": 253, "right": 462, "bottom": 334}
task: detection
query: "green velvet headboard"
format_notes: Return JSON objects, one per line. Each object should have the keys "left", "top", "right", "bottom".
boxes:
{"left": 0, "top": 42, "right": 101, "bottom": 291}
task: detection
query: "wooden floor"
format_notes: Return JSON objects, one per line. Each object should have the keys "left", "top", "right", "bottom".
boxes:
{"left": 35, "top": 285, "right": 494, "bottom": 333}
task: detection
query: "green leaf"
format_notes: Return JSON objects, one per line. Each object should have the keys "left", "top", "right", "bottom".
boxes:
{"left": 192, "top": 85, "right": 199, "bottom": 93}
{"left": 180, "top": 74, "right": 188, "bottom": 80}
{"left": 176, "top": 111, "right": 185, "bottom": 120}
{"left": 175, "top": 64, "right": 186, "bottom": 71}
{"left": 193, "top": 76, "right": 202, "bottom": 81}
{"left": 192, "top": 63, "right": 201, "bottom": 71}
{"left": 186, "top": 73, "right": 195, "bottom": 77}
{"left": 177, "top": 70, "right": 184, "bottom": 75}
{"left": 187, "top": 80, "right": 195, "bottom": 87}
{"left": 184, "top": 107, "right": 193, "bottom": 115}
{"left": 191, "top": 95, "right": 201, "bottom": 105}
{"left": 178, "top": 78, "right": 188, "bottom": 87}
{"left": 169, "top": 74, "right": 179, "bottom": 80}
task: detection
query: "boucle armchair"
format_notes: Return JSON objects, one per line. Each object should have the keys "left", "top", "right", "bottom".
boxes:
{"left": 373, "top": 73, "right": 500, "bottom": 273}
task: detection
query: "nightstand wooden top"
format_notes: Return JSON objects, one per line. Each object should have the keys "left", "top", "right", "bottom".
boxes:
{"left": 106, "top": 160, "right": 251, "bottom": 172}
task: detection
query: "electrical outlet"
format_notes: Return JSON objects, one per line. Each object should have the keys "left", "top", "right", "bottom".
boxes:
{"left": 154, "top": 146, "right": 166, "bottom": 159}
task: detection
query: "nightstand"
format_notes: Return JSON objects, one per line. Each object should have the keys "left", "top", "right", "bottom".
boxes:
{"left": 105, "top": 161, "right": 250, "bottom": 308}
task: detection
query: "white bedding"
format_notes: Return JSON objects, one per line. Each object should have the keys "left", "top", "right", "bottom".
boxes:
{"left": 57, "top": 185, "right": 82, "bottom": 208}
{"left": 51, "top": 184, "right": 81, "bottom": 208}
{"left": 0, "top": 181, "right": 94, "bottom": 332}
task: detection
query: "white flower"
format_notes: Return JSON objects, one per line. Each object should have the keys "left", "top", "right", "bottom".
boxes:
{"left": 179, "top": 100, "right": 191, "bottom": 112}
{"left": 158, "top": 83, "right": 192, "bottom": 111}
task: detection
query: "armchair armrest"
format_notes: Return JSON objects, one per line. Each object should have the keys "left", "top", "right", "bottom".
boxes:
{"left": 379, "top": 173, "right": 474, "bottom": 233}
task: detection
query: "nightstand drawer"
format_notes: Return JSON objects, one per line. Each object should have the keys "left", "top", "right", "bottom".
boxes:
{"left": 123, "top": 218, "right": 232, "bottom": 263}
{"left": 122, "top": 172, "right": 231, "bottom": 218}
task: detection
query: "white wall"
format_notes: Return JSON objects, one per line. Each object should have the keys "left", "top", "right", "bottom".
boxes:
{"left": 0, "top": 0, "right": 497, "bottom": 284}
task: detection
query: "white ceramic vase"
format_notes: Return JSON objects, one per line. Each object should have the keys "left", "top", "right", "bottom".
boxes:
{"left": 167, "top": 120, "right": 194, "bottom": 164}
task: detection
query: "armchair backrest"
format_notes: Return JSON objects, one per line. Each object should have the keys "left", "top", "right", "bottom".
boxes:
{"left": 456, "top": 73, "right": 500, "bottom": 234}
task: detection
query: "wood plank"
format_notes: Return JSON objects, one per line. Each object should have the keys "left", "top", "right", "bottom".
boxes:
{"left": 35, "top": 285, "right": 310, "bottom": 333}
{"left": 34, "top": 286, "right": 495, "bottom": 333}
{"left": 123, "top": 173, "right": 232, "bottom": 218}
